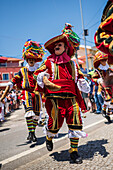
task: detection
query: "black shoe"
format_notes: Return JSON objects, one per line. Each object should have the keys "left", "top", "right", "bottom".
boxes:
{"left": 27, "top": 132, "right": 37, "bottom": 142}
{"left": 90, "top": 110, "right": 96, "bottom": 113}
{"left": 90, "top": 110, "right": 94, "bottom": 113}
{"left": 70, "top": 151, "right": 82, "bottom": 164}
{"left": 27, "top": 132, "right": 31, "bottom": 140}
{"left": 105, "top": 115, "right": 112, "bottom": 123}
{"left": 46, "top": 139, "right": 53, "bottom": 151}
{"left": 32, "top": 133, "right": 37, "bottom": 142}
{"left": 95, "top": 112, "right": 101, "bottom": 114}
{"left": 102, "top": 110, "right": 106, "bottom": 117}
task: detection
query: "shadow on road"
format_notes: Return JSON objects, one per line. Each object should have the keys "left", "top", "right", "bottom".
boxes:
{"left": 50, "top": 139, "right": 109, "bottom": 162}
{"left": 16, "top": 136, "right": 46, "bottom": 148}
{"left": 30, "top": 132, "right": 68, "bottom": 148}
{"left": 0, "top": 128, "right": 10, "bottom": 132}
{"left": 16, "top": 133, "right": 67, "bottom": 148}
{"left": 104, "top": 120, "right": 113, "bottom": 124}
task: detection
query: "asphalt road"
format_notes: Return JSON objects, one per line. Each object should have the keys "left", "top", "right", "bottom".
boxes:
{"left": 0, "top": 105, "right": 113, "bottom": 170}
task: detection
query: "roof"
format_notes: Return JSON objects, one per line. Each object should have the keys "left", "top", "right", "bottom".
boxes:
{"left": 0, "top": 56, "right": 24, "bottom": 62}
{"left": 0, "top": 57, "right": 7, "bottom": 62}
{"left": 78, "top": 54, "right": 93, "bottom": 60}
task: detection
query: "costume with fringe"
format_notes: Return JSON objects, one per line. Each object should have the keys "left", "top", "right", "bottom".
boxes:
{"left": 8, "top": 39, "right": 45, "bottom": 138}
{"left": 94, "top": 0, "right": 113, "bottom": 64}
{"left": 34, "top": 24, "right": 90, "bottom": 155}
{"left": 93, "top": 51, "right": 113, "bottom": 119}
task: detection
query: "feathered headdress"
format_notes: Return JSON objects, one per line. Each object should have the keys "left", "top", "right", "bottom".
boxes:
{"left": 62, "top": 23, "right": 80, "bottom": 51}
{"left": 93, "top": 50, "right": 108, "bottom": 68}
{"left": 22, "top": 39, "right": 46, "bottom": 62}
{"left": 44, "top": 23, "right": 80, "bottom": 57}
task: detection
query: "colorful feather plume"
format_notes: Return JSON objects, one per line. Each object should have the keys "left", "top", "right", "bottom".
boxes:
{"left": 22, "top": 39, "right": 46, "bottom": 62}
{"left": 62, "top": 23, "right": 80, "bottom": 51}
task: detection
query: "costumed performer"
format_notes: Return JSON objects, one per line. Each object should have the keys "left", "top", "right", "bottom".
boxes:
{"left": 33, "top": 23, "right": 90, "bottom": 164}
{"left": 92, "top": 50, "right": 113, "bottom": 123}
{"left": 0, "top": 39, "right": 46, "bottom": 142}
{"left": 94, "top": 0, "right": 113, "bottom": 64}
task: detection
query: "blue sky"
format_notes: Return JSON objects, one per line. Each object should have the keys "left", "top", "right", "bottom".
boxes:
{"left": 0, "top": 0, "right": 107, "bottom": 64}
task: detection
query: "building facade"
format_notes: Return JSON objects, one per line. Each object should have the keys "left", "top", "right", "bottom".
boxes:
{"left": 0, "top": 56, "right": 24, "bottom": 89}
{"left": 72, "top": 45, "right": 96, "bottom": 74}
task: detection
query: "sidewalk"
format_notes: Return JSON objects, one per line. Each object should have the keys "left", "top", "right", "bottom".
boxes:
{"left": 15, "top": 119, "right": 113, "bottom": 170}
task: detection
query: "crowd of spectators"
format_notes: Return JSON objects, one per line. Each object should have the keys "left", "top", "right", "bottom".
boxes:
{"left": 0, "top": 89, "right": 22, "bottom": 122}
{"left": 80, "top": 72, "right": 104, "bottom": 114}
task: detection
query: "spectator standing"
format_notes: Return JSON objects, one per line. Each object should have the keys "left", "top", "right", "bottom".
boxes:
{"left": 6, "top": 92, "right": 11, "bottom": 114}
{"left": 0, "top": 91, "right": 5, "bottom": 122}
{"left": 87, "top": 74, "right": 96, "bottom": 113}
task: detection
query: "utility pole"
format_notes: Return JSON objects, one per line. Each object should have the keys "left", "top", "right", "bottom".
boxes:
{"left": 79, "top": 0, "right": 89, "bottom": 73}
{"left": 75, "top": 46, "right": 79, "bottom": 65}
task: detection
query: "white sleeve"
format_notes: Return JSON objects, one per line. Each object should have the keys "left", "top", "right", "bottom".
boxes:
{"left": 97, "top": 78, "right": 103, "bottom": 84}
{"left": 7, "top": 82, "right": 13, "bottom": 91}
{"left": 37, "top": 71, "right": 50, "bottom": 88}
{"left": 77, "top": 78, "right": 90, "bottom": 93}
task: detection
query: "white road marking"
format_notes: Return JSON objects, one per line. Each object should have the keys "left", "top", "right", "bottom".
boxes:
{"left": 1, "top": 115, "right": 113, "bottom": 165}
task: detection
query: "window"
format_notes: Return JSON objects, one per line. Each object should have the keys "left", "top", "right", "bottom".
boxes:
{"left": 3, "top": 73, "right": 9, "bottom": 80}
{"left": 0, "top": 63, "right": 6, "bottom": 67}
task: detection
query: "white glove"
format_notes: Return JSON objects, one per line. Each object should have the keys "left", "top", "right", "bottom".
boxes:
{"left": 97, "top": 78, "right": 103, "bottom": 84}
{"left": 77, "top": 78, "right": 90, "bottom": 93}
{"left": 37, "top": 70, "right": 50, "bottom": 88}
{"left": 7, "top": 82, "right": 13, "bottom": 91}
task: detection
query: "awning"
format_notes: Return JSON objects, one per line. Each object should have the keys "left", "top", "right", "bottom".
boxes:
{"left": 0, "top": 83, "right": 8, "bottom": 87}
{"left": 0, "top": 57, "right": 7, "bottom": 62}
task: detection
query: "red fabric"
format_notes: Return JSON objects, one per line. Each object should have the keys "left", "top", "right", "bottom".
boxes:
{"left": 34, "top": 59, "right": 86, "bottom": 111}
{"left": 0, "top": 107, "right": 2, "bottom": 113}
{"left": 48, "top": 52, "right": 71, "bottom": 64}
{"left": 21, "top": 90, "right": 25, "bottom": 101}
{"left": 45, "top": 80, "right": 86, "bottom": 112}
{"left": 45, "top": 98, "right": 82, "bottom": 130}
{"left": 11, "top": 68, "right": 36, "bottom": 92}
{"left": 45, "top": 79, "right": 76, "bottom": 95}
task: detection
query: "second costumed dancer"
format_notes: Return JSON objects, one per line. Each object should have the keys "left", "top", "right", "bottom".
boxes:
{"left": 0, "top": 39, "right": 45, "bottom": 142}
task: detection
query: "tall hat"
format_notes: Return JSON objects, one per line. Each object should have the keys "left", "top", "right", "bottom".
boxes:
{"left": 22, "top": 39, "right": 46, "bottom": 62}
{"left": 93, "top": 50, "right": 108, "bottom": 68}
{"left": 62, "top": 23, "right": 80, "bottom": 51}
{"left": 44, "top": 23, "right": 80, "bottom": 57}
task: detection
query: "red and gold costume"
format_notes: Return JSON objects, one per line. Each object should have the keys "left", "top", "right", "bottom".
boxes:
{"left": 34, "top": 58, "right": 87, "bottom": 132}
{"left": 94, "top": 0, "right": 113, "bottom": 64}
{"left": 33, "top": 24, "right": 89, "bottom": 162}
